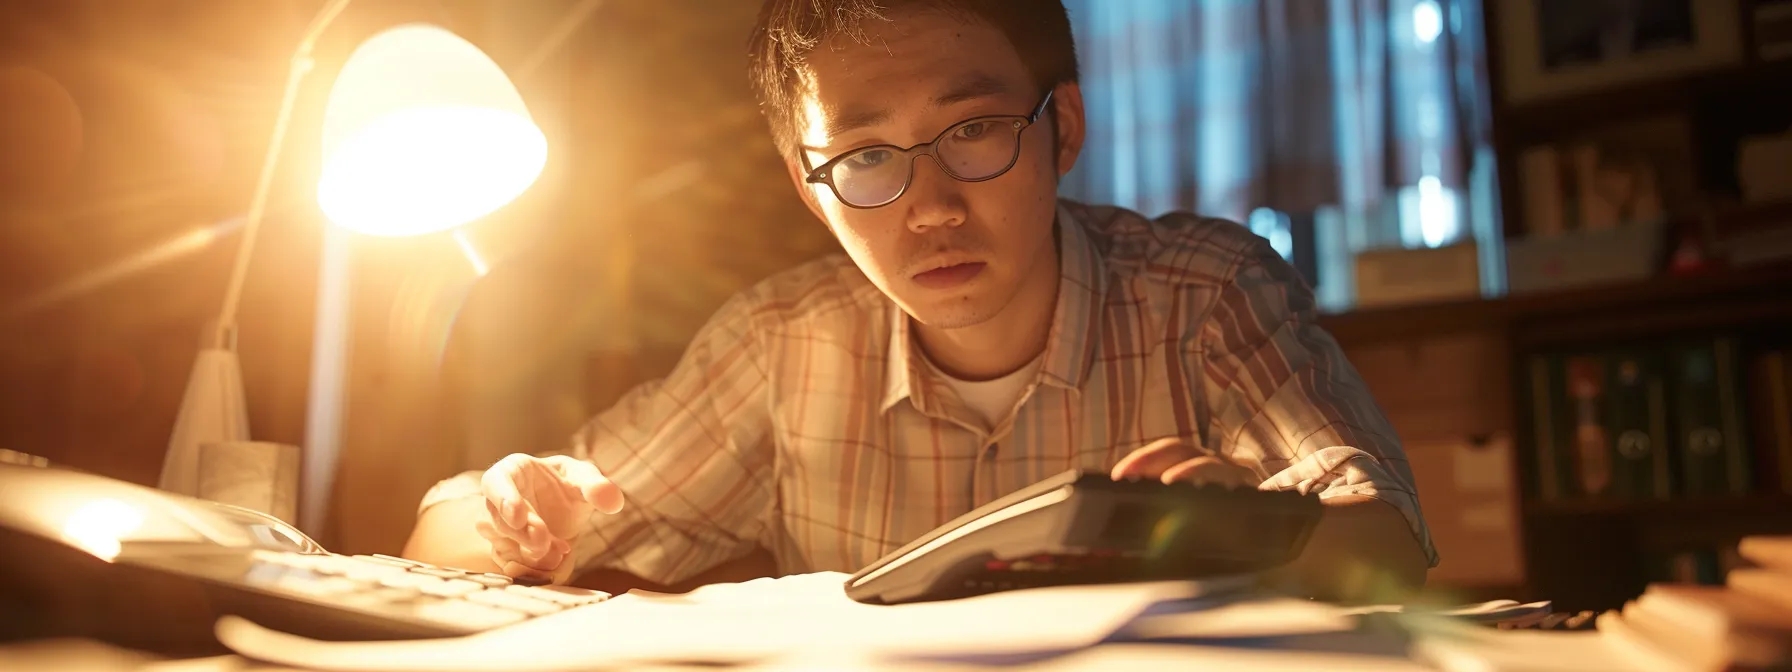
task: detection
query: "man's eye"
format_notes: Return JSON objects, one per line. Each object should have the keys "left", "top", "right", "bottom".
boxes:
{"left": 846, "top": 149, "right": 893, "bottom": 168}
{"left": 954, "top": 121, "right": 995, "bottom": 140}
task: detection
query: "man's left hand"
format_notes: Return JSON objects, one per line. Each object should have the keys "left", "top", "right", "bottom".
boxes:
{"left": 1110, "top": 438, "right": 1258, "bottom": 488}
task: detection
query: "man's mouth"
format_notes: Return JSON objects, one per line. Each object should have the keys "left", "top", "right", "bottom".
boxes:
{"left": 911, "top": 262, "right": 986, "bottom": 290}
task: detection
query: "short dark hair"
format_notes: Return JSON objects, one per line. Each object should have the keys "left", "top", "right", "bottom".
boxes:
{"left": 746, "top": 0, "right": 1079, "bottom": 161}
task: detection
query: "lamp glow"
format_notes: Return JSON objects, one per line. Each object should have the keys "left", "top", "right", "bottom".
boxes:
{"left": 61, "top": 499, "right": 145, "bottom": 562}
{"left": 317, "top": 24, "right": 547, "bottom": 237}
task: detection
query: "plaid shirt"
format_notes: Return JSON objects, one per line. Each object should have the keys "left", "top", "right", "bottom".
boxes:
{"left": 421, "top": 200, "right": 1437, "bottom": 585}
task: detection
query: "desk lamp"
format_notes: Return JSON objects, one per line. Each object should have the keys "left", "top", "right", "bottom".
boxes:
{"left": 158, "top": 2, "right": 548, "bottom": 517}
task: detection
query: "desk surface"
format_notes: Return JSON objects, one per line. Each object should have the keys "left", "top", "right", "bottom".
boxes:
{"left": 0, "top": 637, "right": 1437, "bottom": 672}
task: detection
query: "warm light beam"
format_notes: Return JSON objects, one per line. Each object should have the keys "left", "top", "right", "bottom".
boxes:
{"left": 453, "top": 229, "right": 490, "bottom": 277}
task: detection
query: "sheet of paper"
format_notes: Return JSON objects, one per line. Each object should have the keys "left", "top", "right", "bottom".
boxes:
{"left": 216, "top": 572, "right": 1221, "bottom": 671}
{"left": 1120, "top": 598, "right": 1360, "bottom": 640}
{"left": 1402, "top": 613, "right": 1659, "bottom": 672}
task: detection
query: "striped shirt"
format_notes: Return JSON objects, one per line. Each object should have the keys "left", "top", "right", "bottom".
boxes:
{"left": 420, "top": 199, "right": 1437, "bottom": 585}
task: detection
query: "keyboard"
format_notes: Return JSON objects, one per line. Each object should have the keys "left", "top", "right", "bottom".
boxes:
{"left": 236, "top": 550, "right": 612, "bottom": 634}
{"left": 0, "top": 457, "right": 613, "bottom": 653}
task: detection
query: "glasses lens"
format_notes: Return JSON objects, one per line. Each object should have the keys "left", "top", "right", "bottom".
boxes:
{"left": 936, "top": 118, "right": 1024, "bottom": 180}
{"left": 832, "top": 147, "right": 909, "bottom": 207}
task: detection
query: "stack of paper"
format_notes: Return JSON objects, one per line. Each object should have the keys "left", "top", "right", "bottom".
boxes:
{"left": 216, "top": 573, "right": 1224, "bottom": 671}
{"left": 1597, "top": 535, "right": 1792, "bottom": 671}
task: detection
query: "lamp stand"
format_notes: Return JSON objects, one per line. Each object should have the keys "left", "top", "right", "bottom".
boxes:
{"left": 157, "top": 327, "right": 250, "bottom": 495}
{"left": 158, "top": 0, "right": 354, "bottom": 501}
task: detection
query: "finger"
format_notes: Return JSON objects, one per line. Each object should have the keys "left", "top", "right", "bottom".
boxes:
{"left": 483, "top": 496, "right": 532, "bottom": 540}
{"left": 547, "top": 456, "right": 625, "bottom": 514}
{"left": 518, "top": 510, "right": 557, "bottom": 558}
{"left": 499, "top": 558, "right": 556, "bottom": 583}
{"left": 1111, "top": 438, "right": 1202, "bottom": 481}
{"left": 489, "top": 531, "right": 568, "bottom": 571}
{"left": 478, "top": 503, "right": 558, "bottom": 564}
{"left": 488, "top": 534, "right": 565, "bottom": 576}
{"left": 481, "top": 455, "right": 533, "bottom": 529}
{"left": 1161, "top": 456, "right": 1256, "bottom": 488}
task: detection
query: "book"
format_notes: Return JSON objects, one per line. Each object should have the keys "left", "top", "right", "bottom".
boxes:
{"left": 1526, "top": 354, "right": 1573, "bottom": 501}
{"left": 1747, "top": 350, "right": 1792, "bottom": 494}
{"left": 1668, "top": 338, "right": 1753, "bottom": 496}
{"left": 1604, "top": 348, "right": 1674, "bottom": 499}
{"left": 1741, "top": 537, "right": 1792, "bottom": 574}
{"left": 1617, "top": 583, "right": 1792, "bottom": 669}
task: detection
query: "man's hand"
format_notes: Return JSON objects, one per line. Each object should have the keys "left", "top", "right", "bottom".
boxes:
{"left": 475, "top": 454, "right": 626, "bottom": 584}
{"left": 1110, "top": 438, "right": 1258, "bottom": 487}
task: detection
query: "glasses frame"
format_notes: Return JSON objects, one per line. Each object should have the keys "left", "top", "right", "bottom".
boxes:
{"left": 802, "top": 89, "right": 1056, "bottom": 209}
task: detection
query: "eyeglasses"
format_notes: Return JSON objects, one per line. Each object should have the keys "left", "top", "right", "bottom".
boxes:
{"left": 803, "top": 90, "right": 1055, "bottom": 209}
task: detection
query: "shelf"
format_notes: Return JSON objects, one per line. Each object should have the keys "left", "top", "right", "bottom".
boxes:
{"left": 1317, "top": 262, "right": 1792, "bottom": 346}
{"left": 1493, "top": 60, "right": 1792, "bottom": 143}
{"left": 1524, "top": 494, "right": 1792, "bottom": 519}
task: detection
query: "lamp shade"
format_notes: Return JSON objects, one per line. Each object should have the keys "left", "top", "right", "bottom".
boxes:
{"left": 316, "top": 24, "right": 546, "bottom": 237}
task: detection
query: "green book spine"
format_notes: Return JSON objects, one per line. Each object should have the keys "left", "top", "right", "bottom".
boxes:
{"left": 1528, "top": 354, "right": 1571, "bottom": 501}
{"left": 1668, "top": 338, "right": 1753, "bottom": 496}
{"left": 1604, "top": 349, "right": 1673, "bottom": 499}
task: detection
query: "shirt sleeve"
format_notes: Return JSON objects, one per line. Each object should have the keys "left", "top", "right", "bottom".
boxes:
{"left": 416, "top": 292, "right": 777, "bottom": 585}
{"left": 1199, "top": 236, "right": 1439, "bottom": 568}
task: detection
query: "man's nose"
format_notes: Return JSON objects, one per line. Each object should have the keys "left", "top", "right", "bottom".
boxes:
{"left": 902, "top": 155, "right": 967, "bottom": 234}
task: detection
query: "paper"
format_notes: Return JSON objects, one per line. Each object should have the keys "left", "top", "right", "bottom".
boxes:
{"left": 217, "top": 572, "right": 1215, "bottom": 671}
{"left": 1120, "top": 596, "right": 1554, "bottom": 642}
{"left": 1402, "top": 613, "right": 1656, "bottom": 672}
{"left": 1345, "top": 599, "right": 1553, "bottom": 623}
{"left": 1121, "top": 598, "right": 1359, "bottom": 640}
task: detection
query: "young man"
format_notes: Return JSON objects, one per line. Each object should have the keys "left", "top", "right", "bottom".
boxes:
{"left": 403, "top": 0, "right": 1435, "bottom": 602}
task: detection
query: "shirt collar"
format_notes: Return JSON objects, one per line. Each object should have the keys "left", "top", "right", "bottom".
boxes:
{"left": 880, "top": 202, "right": 1107, "bottom": 413}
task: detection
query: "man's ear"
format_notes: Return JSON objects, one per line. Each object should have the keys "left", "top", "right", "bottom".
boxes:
{"left": 1051, "top": 82, "right": 1087, "bottom": 178}
{"left": 785, "top": 155, "right": 828, "bottom": 223}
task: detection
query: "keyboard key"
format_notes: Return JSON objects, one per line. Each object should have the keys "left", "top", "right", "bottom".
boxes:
{"left": 340, "top": 587, "right": 422, "bottom": 610}
{"left": 277, "top": 576, "right": 361, "bottom": 598}
{"left": 415, "top": 600, "right": 528, "bottom": 630}
{"left": 282, "top": 554, "right": 336, "bottom": 571}
{"left": 420, "top": 579, "right": 485, "bottom": 598}
{"left": 378, "top": 572, "right": 448, "bottom": 591}
{"left": 466, "top": 589, "right": 562, "bottom": 616}
{"left": 505, "top": 584, "right": 611, "bottom": 607}
{"left": 251, "top": 549, "right": 296, "bottom": 566}
{"left": 408, "top": 567, "right": 473, "bottom": 580}
{"left": 462, "top": 573, "right": 513, "bottom": 588}
{"left": 353, "top": 554, "right": 421, "bottom": 568}
{"left": 334, "top": 560, "right": 411, "bottom": 583}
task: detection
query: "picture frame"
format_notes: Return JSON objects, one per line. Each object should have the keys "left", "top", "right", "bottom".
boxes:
{"left": 1495, "top": 0, "right": 1745, "bottom": 106}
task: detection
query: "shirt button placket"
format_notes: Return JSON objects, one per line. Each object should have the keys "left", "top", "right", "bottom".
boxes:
{"left": 971, "top": 438, "right": 1000, "bottom": 505}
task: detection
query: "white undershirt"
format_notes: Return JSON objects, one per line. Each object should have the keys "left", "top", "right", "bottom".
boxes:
{"left": 923, "top": 354, "right": 1045, "bottom": 432}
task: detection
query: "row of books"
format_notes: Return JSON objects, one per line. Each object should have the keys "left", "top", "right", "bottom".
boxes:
{"left": 1646, "top": 543, "right": 1751, "bottom": 587}
{"left": 1524, "top": 336, "right": 1792, "bottom": 502}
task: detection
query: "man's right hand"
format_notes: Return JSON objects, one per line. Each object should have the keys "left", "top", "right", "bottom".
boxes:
{"left": 474, "top": 454, "right": 626, "bottom": 583}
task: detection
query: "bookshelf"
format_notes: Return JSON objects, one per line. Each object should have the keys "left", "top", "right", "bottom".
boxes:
{"left": 1320, "top": 262, "right": 1792, "bottom": 346}
{"left": 1321, "top": 262, "right": 1792, "bottom": 612}
{"left": 1523, "top": 493, "right": 1792, "bottom": 519}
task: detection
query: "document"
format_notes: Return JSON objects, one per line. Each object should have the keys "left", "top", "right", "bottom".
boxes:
{"left": 216, "top": 572, "right": 1225, "bottom": 671}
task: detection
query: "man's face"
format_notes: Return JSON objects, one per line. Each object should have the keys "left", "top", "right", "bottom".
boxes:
{"left": 787, "top": 9, "right": 1083, "bottom": 329}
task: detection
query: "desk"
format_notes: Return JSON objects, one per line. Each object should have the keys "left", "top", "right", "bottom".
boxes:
{"left": 0, "top": 637, "right": 1433, "bottom": 672}
{"left": 0, "top": 574, "right": 1632, "bottom": 672}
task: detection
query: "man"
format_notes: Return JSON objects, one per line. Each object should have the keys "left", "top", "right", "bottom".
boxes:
{"left": 403, "top": 0, "right": 1435, "bottom": 603}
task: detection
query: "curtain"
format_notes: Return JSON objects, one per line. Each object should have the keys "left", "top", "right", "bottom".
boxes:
{"left": 1061, "top": 0, "right": 1493, "bottom": 256}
